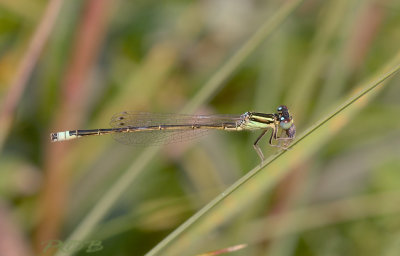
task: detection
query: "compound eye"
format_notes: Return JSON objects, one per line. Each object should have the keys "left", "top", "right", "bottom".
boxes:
{"left": 280, "top": 116, "right": 285, "bottom": 121}
{"left": 277, "top": 105, "right": 287, "bottom": 111}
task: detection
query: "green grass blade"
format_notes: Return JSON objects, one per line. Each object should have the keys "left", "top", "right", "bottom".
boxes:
{"left": 55, "top": 1, "right": 304, "bottom": 255}
{"left": 145, "top": 51, "right": 400, "bottom": 256}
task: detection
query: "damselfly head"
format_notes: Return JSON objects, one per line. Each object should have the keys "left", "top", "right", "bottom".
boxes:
{"left": 277, "top": 105, "right": 293, "bottom": 128}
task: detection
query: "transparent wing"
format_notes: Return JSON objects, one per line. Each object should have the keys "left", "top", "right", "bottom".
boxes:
{"left": 109, "top": 112, "right": 243, "bottom": 145}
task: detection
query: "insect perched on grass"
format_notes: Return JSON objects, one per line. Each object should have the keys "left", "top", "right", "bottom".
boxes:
{"left": 50, "top": 105, "right": 296, "bottom": 161}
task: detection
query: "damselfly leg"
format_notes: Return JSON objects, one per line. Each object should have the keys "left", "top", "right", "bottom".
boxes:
{"left": 253, "top": 129, "right": 269, "bottom": 160}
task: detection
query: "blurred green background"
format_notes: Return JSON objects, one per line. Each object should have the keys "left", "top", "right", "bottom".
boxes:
{"left": 1, "top": 0, "right": 400, "bottom": 255}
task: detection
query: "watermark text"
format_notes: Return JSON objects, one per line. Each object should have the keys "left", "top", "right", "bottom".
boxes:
{"left": 41, "top": 239, "right": 103, "bottom": 254}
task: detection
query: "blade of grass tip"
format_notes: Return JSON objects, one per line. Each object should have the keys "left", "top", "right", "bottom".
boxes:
{"left": 145, "top": 53, "right": 400, "bottom": 256}
{"left": 56, "top": 1, "right": 304, "bottom": 255}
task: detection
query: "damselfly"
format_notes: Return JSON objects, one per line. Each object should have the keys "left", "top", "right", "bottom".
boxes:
{"left": 50, "top": 105, "right": 296, "bottom": 161}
